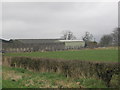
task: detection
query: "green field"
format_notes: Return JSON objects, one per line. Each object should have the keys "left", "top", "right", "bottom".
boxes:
{"left": 4, "top": 48, "right": 118, "bottom": 62}
{"left": 2, "top": 48, "right": 119, "bottom": 88}
{"left": 2, "top": 66, "right": 107, "bottom": 88}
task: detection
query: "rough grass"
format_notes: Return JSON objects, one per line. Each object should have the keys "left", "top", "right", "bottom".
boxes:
{"left": 4, "top": 48, "right": 118, "bottom": 62}
{"left": 0, "top": 65, "right": 2, "bottom": 89}
{"left": 2, "top": 66, "right": 107, "bottom": 88}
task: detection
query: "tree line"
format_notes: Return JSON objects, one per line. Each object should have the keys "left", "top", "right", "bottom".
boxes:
{"left": 60, "top": 28, "right": 120, "bottom": 47}
{"left": 99, "top": 28, "right": 120, "bottom": 47}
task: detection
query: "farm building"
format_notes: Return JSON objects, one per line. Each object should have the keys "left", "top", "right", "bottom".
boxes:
{"left": 59, "top": 40, "right": 85, "bottom": 49}
{"left": 2, "top": 39, "right": 85, "bottom": 52}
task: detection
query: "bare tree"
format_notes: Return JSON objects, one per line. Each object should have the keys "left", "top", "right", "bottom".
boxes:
{"left": 61, "top": 30, "right": 76, "bottom": 40}
{"left": 111, "top": 28, "right": 120, "bottom": 46}
{"left": 82, "top": 32, "right": 93, "bottom": 47}
{"left": 82, "top": 32, "right": 93, "bottom": 42}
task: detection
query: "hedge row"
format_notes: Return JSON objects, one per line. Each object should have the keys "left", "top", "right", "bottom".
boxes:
{"left": 2, "top": 56, "right": 120, "bottom": 87}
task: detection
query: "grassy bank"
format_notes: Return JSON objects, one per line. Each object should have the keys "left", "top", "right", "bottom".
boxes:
{"left": 2, "top": 66, "right": 107, "bottom": 88}
{"left": 4, "top": 48, "right": 118, "bottom": 62}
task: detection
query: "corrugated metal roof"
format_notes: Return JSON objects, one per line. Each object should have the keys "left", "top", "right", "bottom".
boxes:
{"left": 16, "top": 39, "right": 61, "bottom": 44}
{"left": 2, "top": 39, "right": 84, "bottom": 44}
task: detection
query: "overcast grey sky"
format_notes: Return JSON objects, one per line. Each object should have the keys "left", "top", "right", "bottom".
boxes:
{"left": 2, "top": 2, "right": 118, "bottom": 42}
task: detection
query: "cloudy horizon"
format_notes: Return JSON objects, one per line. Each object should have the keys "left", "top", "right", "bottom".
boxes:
{"left": 2, "top": 2, "right": 118, "bottom": 42}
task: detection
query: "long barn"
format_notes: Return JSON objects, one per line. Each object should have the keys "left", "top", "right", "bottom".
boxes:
{"left": 2, "top": 39, "right": 85, "bottom": 52}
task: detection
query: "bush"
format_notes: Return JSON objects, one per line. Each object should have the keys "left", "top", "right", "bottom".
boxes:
{"left": 2, "top": 56, "right": 120, "bottom": 87}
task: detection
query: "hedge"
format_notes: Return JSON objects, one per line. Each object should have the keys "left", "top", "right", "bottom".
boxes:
{"left": 2, "top": 56, "right": 120, "bottom": 87}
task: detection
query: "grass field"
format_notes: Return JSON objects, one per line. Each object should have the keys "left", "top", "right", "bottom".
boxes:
{"left": 4, "top": 48, "right": 118, "bottom": 62}
{"left": 2, "top": 48, "right": 119, "bottom": 88}
{"left": 2, "top": 66, "right": 107, "bottom": 88}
